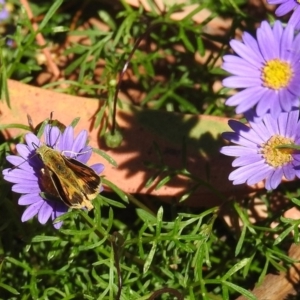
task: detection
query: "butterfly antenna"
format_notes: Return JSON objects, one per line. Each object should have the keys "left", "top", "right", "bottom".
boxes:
{"left": 8, "top": 142, "right": 40, "bottom": 172}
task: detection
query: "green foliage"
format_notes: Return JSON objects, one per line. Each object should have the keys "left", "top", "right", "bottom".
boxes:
{"left": 0, "top": 0, "right": 299, "bottom": 299}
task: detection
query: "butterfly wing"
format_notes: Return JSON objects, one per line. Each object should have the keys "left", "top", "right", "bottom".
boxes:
{"left": 63, "top": 157, "right": 101, "bottom": 201}
{"left": 46, "top": 167, "right": 93, "bottom": 209}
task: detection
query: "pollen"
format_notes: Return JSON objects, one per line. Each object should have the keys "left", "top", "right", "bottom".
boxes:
{"left": 261, "top": 59, "right": 293, "bottom": 90}
{"left": 260, "top": 135, "right": 294, "bottom": 168}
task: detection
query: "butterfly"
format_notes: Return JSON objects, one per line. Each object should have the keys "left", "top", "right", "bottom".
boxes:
{"left": 29, "top": 114, "right": 102, "bottom": 210}
{"left": 37, "top": 144, "right": 101, "bottom": 210}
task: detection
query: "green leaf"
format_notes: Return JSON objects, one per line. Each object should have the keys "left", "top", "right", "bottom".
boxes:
{"left": 179, "top": 26, "right": 195, "bottom": 52}
{"left": 222, "top": 258, "right": 250, "bottom": 280}
{"left": 70, "top": 117, "right": 80, "bottom": 128}
{"left": 235, "top": 225, "right": 247, "bottom": 256}
{"left": 290, "top": 197, "right": 300, "bottom": 207}
{"left": 0, "top": 49, "right": 10, "bottom": 108}
{"left": 102, "top": 178, "right": 128, "bottom": 203}
{"left": 143, "top": 242, "right": 157, "bottom": 274}
{"left": 5, "top": 257, "right": 31, "bottom": 273}
{"left": 0, "top": 282, "right": 19, "bottom": 295}
{"left": 222, "top": 281, "right": 257, "bottom": 300}
{"left": 39, "top": 0, "right": 64, "bottom": 31}
{"left": 31, "top": 235, "right": 61, "bottom": 243}
{"left": 100, "top": 195, "right": 126, "bottom": 208}
{"left": 0, "top": 123, "right": 31, "bottom": 131}
{"left": 273, "top": 226, "right": 294, "bottom": 245}
{"left": 93, "top": 148, "right": 118, "bottom": 167}
{"left": 156, "top": 207, "right": 163, "bottom": 237}
{"left": 59, "top": 228, "right": 94, "bottom": 236}
{"left": 136, "top": 208, "right": 157, "bottom": 224}
{"left": 155, "top": 174, "right": 174, "bottom": 190}
{"left": 258, "top": 259, "right": 269, "bottom": 285}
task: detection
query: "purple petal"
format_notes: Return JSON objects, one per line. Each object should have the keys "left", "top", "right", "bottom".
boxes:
{"left": 75, "top": 146, "right": 92, "bottom": 163}
{"left": 242, "top": 32, "right": 260, "bottom": 55}
{"left": 223, "top": 76, "right": 262, "bottom": 88}
{"left": 0, "top": 9, "right": 9, "bottom": 21}
{"left": 45, "top": 125, "right": 61, "bottom": 148}
{"left": 232, "top": 154, "right": 262, "bottom": 167}
{"left": 229, "top": 161, "right": 270, "bottom": 184}
{"left": 222, "top": 132, "right": 258, "bottom": 148}
{"left": 72, "top": 130, "right": 88, "bottom": 153}
{"left": 3, "top": 168, "right": 38, "bottom": 180}
{"left": 236, "top": 96, "right": 261, "bottom": 114}
{"left": 278, "top": 89, "right": 292, "bottom": 112}
{"left": 274, "top": 1, "right": 295, "bottom": 16}
{"left": 287, "top": 77, "right": 300, "bottom": 96}
{"left": 91, "top": 163, "right": 105, "bottom": 174}
{"left": 255, "top": 94, "right": 272, "bottom": 117}
{"left": 227, "top": 120, "right": 264, "bottom": 144}
{"left": 282, "top": 164, "right": 296, "bottom": 180}
{"left": 38, "top": 201, "right": 53, "bottom": 224}
{"left": 269, "top": 96, "right": 282, "bottom": 118}
{"left": 220, "top": 146, "right": 257, "bottom": 156}
{"left": 18, "top": 193, "right": 43, "bottom": 205}
{"left": 257, "top": 21, "right": 279, "bottom": 60}
{"left": 16, "top": 144, "right": 31, "bottom": 159}
{"left": 248, "top": 120, "right": 271, "bottom": 142}
{"left": 53, "top": 220, "right": 63, "bottom": 229}
{"left": 12, "top": 182, "right": 41, "bottom": 194}
{"left": 229, "top": 39, "right": 264, "bottom": 66}
{"left": 225, "top": 86, "right": 264, "bottom": 107}
{"left": 25, "top": 133, "right": 41, "bottom": 151}
{"left": 280, "top": 23, "right": 294, "bottom": 60}
{"left": 289, "top": 7, "right": 300, "bottom": 30}
{"left": 5, "top": 156, "right": 35, "bottom": 171}
{"left": 60, "top": 126, "right": 74, "bottom": 152}
{"left": 52, "top": 203, "right": 68, "bottom": 229}
{"left": 222, "top": 58, "right": 261, "bottom": 76}
{"left": 247, "top": 167, "right": 274, "bottom": 185}
{"left": 21, "top": 201, "right": 44, "bottom": 222}
{"left": 265, "top": 168, "right": 283, "bottom": 190}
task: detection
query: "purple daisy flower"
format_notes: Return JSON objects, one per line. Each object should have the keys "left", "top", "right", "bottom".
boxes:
{"left": 222, "top": 21, "right": 300, "bottom": 117}
{"left": 268, "top": 0, "right": 300, "bottom": 30}
{"left": 2, "top": 124, "right": 105, "bottom": 229}
{"left": 0, "top": 0, "right": 9, "bottom": 21}
{"left": 220, "top": 110, "right": 300, "bottom": 190}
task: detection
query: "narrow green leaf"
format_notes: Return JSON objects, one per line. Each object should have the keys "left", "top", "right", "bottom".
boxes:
{"left": 222, "top": 281, "right": 257, "bottom": 300}
{"left": 93, "top": 148, "right": 117, "bottom": 167}
{"left": 258, "top": 259, "right": 269, "bottom": 285}
{"left": 179, "top": 26, "right": 195, "bottom": 52}
{"left": 235, "top": 225, "right": 247, "bottom": 256}
{"left": 156, "top": 207, "right": 163, "bottom": 237}
{"left": 273, "top": 226, "right": 294, "bottom": 245}
{"left": 155, "top": 174, "right": 174, "bottom": 190}
{"left": 31, "top": 235, "right": 61, "bottom": 243}
{"left": 290, "top": 197, "right": 300, "bottom": 207}
{"left": 136, "top": 208, "right": 157, "bottom": 224}
{"left": 0, "top": 123, "right": 31, "bottom": 131}
{"left": 143, "top": 242, "right": 157, "bottom": 274}
{"left": 5, "top": 257, "right": 31, "bottom": 272}
{"left": 70, "top": 117, "right": 80, "bottom": 128}
{"left": 39, "top": 0, "right": 64, "bottom": 31}
{"left": 0, "top": 282, "right": 19, "bottom": 295}
{"left": 222, "top": 258, "right": 250, "bottom": 280}
{"left": 100, "top": 195, "right": 126, "bottom": 208}
{"left": 102, "top": 178, "right": 128, "bottom": 203}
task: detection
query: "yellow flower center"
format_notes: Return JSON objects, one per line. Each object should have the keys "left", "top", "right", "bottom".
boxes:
{"left": 261, "top": 59, "right": 293, "bottom": 90}
{"left": 260, "top": 135, "right": 294, "bottom": 167}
